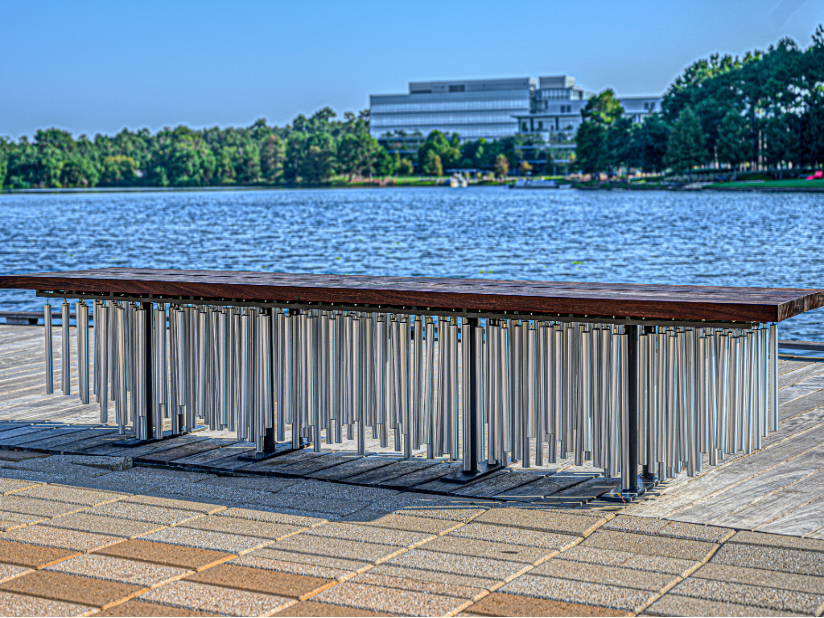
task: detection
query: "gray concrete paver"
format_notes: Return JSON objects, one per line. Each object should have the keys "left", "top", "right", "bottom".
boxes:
{"left": 671, "top": 576, "right": 824, "bottom": 615}
{"left": 644, "top": 594, "right": 804, "bottom": 617}
{"left": 501, "top": 574, "right": 657, "bottom": 612}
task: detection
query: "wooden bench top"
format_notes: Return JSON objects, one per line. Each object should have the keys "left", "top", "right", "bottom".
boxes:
{"left": 0, "top": 268, "right": 822, "bottom": 323}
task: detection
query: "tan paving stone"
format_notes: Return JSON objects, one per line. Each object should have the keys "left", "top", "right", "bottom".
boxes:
{"left": 47, "top": 513, "right": 167, "bottom": 538}
{"left": 0, "top": 510, "right": 45, "bottom": 526}
{"left": 95, "top": 540, "right": 234, "bottom": 572}
{"left": 139, "top": 580, "right": 294, "bottom": 616}
{"left": 369, "top": 564, "right": 499, "bottom": 592}
{"left": 0, "top": 539, "right": 80, "bottom": 568}
{"left": 0, "top": 495, "right": 88, "bottom": 517}
{"left": 533, "top": 558, "right": 677, "bottom": 591}
{"left": 394, "top": 507, "right": 487, "bottom": 522}
{"left": 235, "top": 547, "right": 370, "bottom": 579}
{"left": 89, "top": 502, "right": 206, "bottom": 526}
{"left": 97, "top": 599, "right": 221, "bottom": 616}
{"left": 581, "top": 529, "right": 717, "bottom": 561}
{"left": 351, "top": 571, "right": 487, "bottom": 600}
{"left": 422, "top": 535, "right": 560, "bottom": 564}
{"left": 449, "top": 522, "right": 580, "bottom": 550}
{"left": 0, "top": 564, "right": 30, "bottom": 584}
{"left": 467, "top": 592, "right": 632, "bottom": 617}
{"left": 141, "top": 526, "right": 274, "bottom": 555}
{"left": 711, "top": 543, "right": 824, "bottom": 577}
{"left": 0, "top": 518, "right": 35, "bottom": 532}
{"left": 187, "top": 564, "right": 334, "bottom": 600}
{"left": 558, "top": 546, "right": 698, "bottom": 576}
{"left": 46, "top": 554, "right": 191, "bottom": 588}
{"left": 218, "top": 507, "right": 325, "bottom": 528}
{"left": 0, "top": 590, "right": 92, "bottom": 617}
{"left": 693, "top": 562, "right": 824, "bottom": 594}
{"left": 644, "top": 594, "right": 804, "bottom": 617}
{"left": 314, "top": 581, "right": 470, "bottom": 616}
{"left": 4, "top": 524, "right": 125, "bottom": 552}
{"left": 306, "top": 522, "right": 434, "bottom": 548}
{"left": 0, "top": 479, "right": 42, "bottom": 494}
{"left": 475, "top": 508, "right": 608, "bottom": 536}
{"left": 122, "top": 495, "right": 226, "bottom": 514}
{"left": 501, "top": 574, "right": 656, "bottom": 612}
{"left": 728, "top": 530, "right": 824, "bottom": 553}
{"left": 363, "top": 513, "right": 463, "bottom": 535}
{"left": 230, "top": 555, "right": 351, "bottom": 581}
{"left": 14, "top": 484, "right": 123, "bottom": 505}
{"left": 0, "top": 570, "right": 144, "bottom": 608}
{"left": 388, "top": 549, "right": 529, "bottom": 580}
{"left": 179, "top": 515, "right": 302, "bottom": 540}
{"left": 603, "top": 515, "right": 735, "bottom": 543}
{"left": 270, "top": 534, "right": 401, "bottom": 563}
{"left": 272, "top": 600, "right": 388, "bottom": 617}
{"left": 671, "top": 576, "right": 824, "bottom": 615}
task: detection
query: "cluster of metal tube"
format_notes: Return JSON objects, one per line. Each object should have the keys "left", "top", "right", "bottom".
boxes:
{"left": 44, "top": 300, "right": 779, "bottom": 482}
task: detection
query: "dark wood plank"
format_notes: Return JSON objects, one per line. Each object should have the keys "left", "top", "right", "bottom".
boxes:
{"left": 1, "top": 268, "right": 822, "bottom": 322}
{"left": 270, "top": 454, "right": 360, "bottom": 477}
{"left": 345, "top": 459, "right": 438, "bottom": 486}
{"left": 307, "top": 456, "right": 398, "bottom": 481}
{"left": 381, "top": 462, "right": 463, "bottom": 490}
{"left": 136, "top": 440, "right": 223, "bottom": 464}
{"left": 494, "top": 474, "right": 592, "bottom": 502}
{"left": 536, "top": 477, "right": 620, "bottom": 506}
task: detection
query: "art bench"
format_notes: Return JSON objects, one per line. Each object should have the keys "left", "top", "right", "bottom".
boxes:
{"left": 1, "top": 268, "right": 822, "bottom": 501}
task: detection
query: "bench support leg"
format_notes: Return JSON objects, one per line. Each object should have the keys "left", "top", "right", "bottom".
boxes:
{"left": 115, "top": 303, "right": 186, "bottom": 447}
{"left": 238, "top": 309, "right": 306, "bottom": 462}
{"left": 443, "top": 317, "right": 501, "bottom": 483}
{"left": 603, "top": 324, "right": 656, "bottom": 502}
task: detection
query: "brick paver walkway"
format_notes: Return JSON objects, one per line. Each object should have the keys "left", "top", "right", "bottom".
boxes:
{"left": 0, "top": 451, "right": 821, "bottom": 617}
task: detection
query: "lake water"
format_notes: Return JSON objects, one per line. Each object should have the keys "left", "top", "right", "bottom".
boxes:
{"left": 1, "top": 187, "right": 822, "bottom": 341}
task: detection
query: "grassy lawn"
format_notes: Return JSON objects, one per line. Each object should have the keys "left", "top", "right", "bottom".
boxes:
{"left": 710, "top": 178, "right": 824, "bottom": 190}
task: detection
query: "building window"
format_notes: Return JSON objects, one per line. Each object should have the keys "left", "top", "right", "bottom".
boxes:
{"left": 448, "top": 84, "right": 466, "bottom": 93}
{"left": 538, "top": 121, "right": 543, "bottom": 130}
{"left": 522, "top": 122, "right": 528, "bottom": 131}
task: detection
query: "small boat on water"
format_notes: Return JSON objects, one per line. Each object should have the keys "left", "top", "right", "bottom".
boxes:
{"left": 449, "top": 173, "right": 469, "bottom": 188}
{"left": 508, "top": 178, "right": 572, "bottom": 190}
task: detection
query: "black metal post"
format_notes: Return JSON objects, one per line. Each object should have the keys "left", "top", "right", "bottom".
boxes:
{"left": 238, "top": 308, "right": 304, "bottom": 462}
{"left": 115, "top": 302, "right": 169, "bottom": 447}
{"left": 443, "top": 316, "right": 500, "bottom": 483}
{"left": 604, "top": 323, "right": 655, "bottom": 501}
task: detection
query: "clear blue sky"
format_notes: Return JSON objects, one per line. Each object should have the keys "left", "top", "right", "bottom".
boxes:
{"left": 1, "top": 0, "right": 821, "bottom": 139}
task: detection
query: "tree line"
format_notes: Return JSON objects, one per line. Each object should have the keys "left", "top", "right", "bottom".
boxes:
{"left": 0, "top": 109, "right": 398, "bottom": 189}
{"left": 1, "top": 27, "right": 822, "bottom": 189}
{"left": 576, "top": 26, "right": 824, "bottom": 179}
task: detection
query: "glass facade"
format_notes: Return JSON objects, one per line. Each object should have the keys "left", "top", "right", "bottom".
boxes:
{"left": 370, "top": 80, "right": 531, "bottom": 142}
{"left": 369, "top": 76, "right": 662, "bottom": 159}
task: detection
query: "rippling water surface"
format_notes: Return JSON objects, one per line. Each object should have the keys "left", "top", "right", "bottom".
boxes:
{"left": 1, "top": 187, "right": 822, "bottom": 340}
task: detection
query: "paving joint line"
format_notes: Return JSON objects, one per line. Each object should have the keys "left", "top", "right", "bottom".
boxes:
{"left": 632, "top": 541, "right": 723, "bottom": 616}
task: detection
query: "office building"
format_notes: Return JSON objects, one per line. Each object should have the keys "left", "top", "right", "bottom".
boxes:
{"left": 370, "top": 75, "right": 662, "bottom": 164}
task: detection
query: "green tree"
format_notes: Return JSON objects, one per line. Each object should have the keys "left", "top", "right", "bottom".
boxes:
{"left": 574, "top": 89, "right": 624, "bottom": 176}
{"left": 418, "top": 131, "right": 460, "bottom": 172}
{"left": 494, "top": 154, "right": 509, "bottom": 179}
{"left": 605, "top": 116, "right": 635, "bottom": 176}
{"left": 633, "top": 113, "right": 670, "bottom": 174}
{"left": 666, "top": 107, "right": 707, "bottom": 181}
{"left": 716, "top": 110, "right": 752, "bottom": 179}
{"left": 422, "top": 150, "right": 443, "bottom": 176}
{"left": 518, "top": 160, "right": 533, "bottom": 175}
{"left": 260, "top": 134, "right": 285, "bottom": 183}
{"left": 397, "top": 158, "right": 414, "bottom": 175}
{"left": 298, "top": 132, "right": 336, "bottom": 183}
